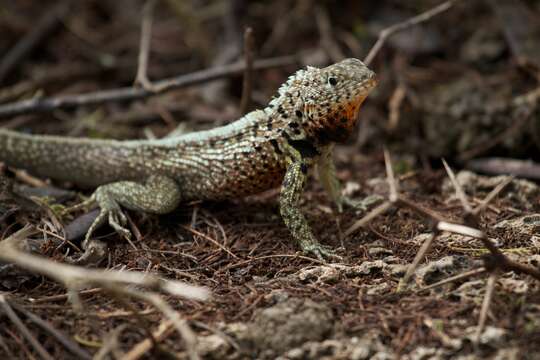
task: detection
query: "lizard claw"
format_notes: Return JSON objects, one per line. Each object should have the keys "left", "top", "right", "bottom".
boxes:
{"left": 108, "top": 208, "right": 131, "bottom": 240}
{"left": 82, "top": 191, "right": 132, "bottom": 249}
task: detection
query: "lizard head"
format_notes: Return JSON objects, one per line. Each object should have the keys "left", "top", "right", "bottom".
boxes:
{"left": 273, "top": 58, "right": 377, "bottom": 146}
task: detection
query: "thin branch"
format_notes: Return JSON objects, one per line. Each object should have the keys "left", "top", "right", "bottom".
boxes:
{"left": 239, "top": 27, "right": 255, "bottom": 114}
{"left": 93, "top": 325, "right": 126, "bottom": 360}
{"left": 364, "top": 0, "right": 456, "bottom": 65}
{"left": 0, "top": 55, "right": 297, "bottom": 118}
{"left": 0, "top": 227, "right": 208, "bottom": 358}
{"left": 182, "top": 225, "right": 238, "bottom": 258}
{"left": 472, "top": 176, "right": 513, "bottom": 216}
{"left": 0, "top": 295, "right": 55, "bottom": 360}
{"left": 0, "top": 227, "right": 210, "bottom": 300}
{"left": 0, "top": 1, "right": 70, "bottom": 83}
{"left": 344, "top": 201, "right": 393, "bottom": 236}
{"left": 384, "top": 148, "right": 398, "bottom": 202}
{"left": 442, "top": 159, "right": 473, "bottom": 213}
{"left": 475, "top": 273, "right": 498, "bottom": 342}
{"left": 436, "top": 221, "right": 484, "bottom": 239}
{"left": 416, "top": 267, "right": 487, "bottom": 293}
{"left": 10, "top": 302, "right": 92, "bottom": 360}
{"left": 134, "top": 0, "right": 158, "bottom": 91}
{"left": 397, "top": 232, "right": 439, "bottom": 292}
{"left": 120, "top": 289, "right": 200, "bottom": 360}
{"left": 122, "top": 320, "right": 174, "bottom": 360}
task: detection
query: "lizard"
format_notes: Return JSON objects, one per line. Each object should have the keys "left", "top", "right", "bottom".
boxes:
{"left": 0, "top": 58, "right": 377, "bottom": 259}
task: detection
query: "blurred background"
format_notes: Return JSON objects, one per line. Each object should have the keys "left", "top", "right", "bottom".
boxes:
{"left": 1, "top": 0, "right": 539, "bottom": 175}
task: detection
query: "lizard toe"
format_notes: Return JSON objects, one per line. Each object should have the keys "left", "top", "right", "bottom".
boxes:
{"left": 108, "top": 210, "right": 131, "bottom": 240}
{"left": 302, "top": 242, "right": 342, "bottom": 262}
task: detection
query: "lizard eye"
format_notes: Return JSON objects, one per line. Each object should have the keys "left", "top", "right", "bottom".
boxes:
{"left": 328, "top": 77, "right": 338, "bottom": 86}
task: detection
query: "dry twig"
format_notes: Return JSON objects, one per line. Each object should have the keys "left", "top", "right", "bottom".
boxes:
{"left": 0, "top": 295, "right": 54, "bottom": 360}
{"left": 239, "top": 27, "right": 255, "bottom": 114}
{"left": 9, "top": 302, "right": 92, "bottom": 360}
{"left": 364, "top": 0, "right": 456, "bottom": 65}
{"left": 123, "top": 320, "right": 175, "bottom": 360}
{"left": 0, "top": 226, "right": 209, "bottom": 359}
{"left": 0, "top": 55, "right": 296, "bottom": 118}
{"left": 134, "top": 0, "right": 158, "bottom": 91}
{"left": 475, "top": 272, "right": 498, "bottom": 341}
{"left": 416, "top": 267, "right": 487, "bottom": 293}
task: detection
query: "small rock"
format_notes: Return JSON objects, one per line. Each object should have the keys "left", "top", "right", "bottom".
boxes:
{"left": 195, "top": 334, "right": 229, "bottom": 358}
{"left": 297, "top": 265, "right": 343, "bottom": 284}
{"left": 416, "top": 256, "right": 470, "bottom": 286}
{"left": 529, "top": 254, "right": 540, "bottom": 268}
{"left": 366, "top": 177, "right": 389, "bottom": 196}
{"left": 343, "top": 181, "right": 361, "bottom": 197}
{"left": 498, "top": 277, "right": 529, "bottom": 294}
{"left": 411, "top": 233, "right": 432, "bottom": 246}
{"left": 466, "top": 326, "right": 506, "bottom": 345}
{"left": 365, "top": 281, "right": 391, "bottom": 295}
{"left": 494, "top": 214, "right": 540, "bottom": 235}
{"left": 386, "top": 264, "right": 408, "bottom": 278}
{"left": 355, "top": 260, "right": 386, "bottom": 275}
{"left": 246, "top": 298, "right": 334, "bottom": 357}
{"left": 453, "top": 279, "right": 486, "bottom": 301}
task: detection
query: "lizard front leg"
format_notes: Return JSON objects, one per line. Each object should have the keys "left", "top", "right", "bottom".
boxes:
{"left": 317, "top": 145, "right": 346, "bottom": 212}
{"left": 318, "top": 147, "right": 383, "bottom": 216}
{"left": 79, "top": 175, "right": 182, "bottom": 247}
{"left": 280, "top": 160, "right": 337, "bottom": 260}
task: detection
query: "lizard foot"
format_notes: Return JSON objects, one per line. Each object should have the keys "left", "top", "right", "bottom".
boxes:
{"left": 63, "top": 195, "right": 96, "bottom": 215}
{"left": 301, "top": 241, "right": 343, "bottom": 262}
{"left": 338, "top": 194, "right": 384, "bottom": 213}
{"left": 82, "top": 190, "right": 131, "bottom": 249}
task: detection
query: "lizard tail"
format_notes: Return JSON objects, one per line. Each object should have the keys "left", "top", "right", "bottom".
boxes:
{"left": 0, "top": 129, "right": 144, "bottom": 187}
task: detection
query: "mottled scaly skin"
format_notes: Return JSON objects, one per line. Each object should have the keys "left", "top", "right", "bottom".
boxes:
{"left": 0, "top": 58, "right": 376, "bottom": 259}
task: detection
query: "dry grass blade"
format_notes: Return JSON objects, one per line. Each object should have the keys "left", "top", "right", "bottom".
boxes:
{"left": 472, "top": 176, "right": 513, "bottom": 216}
{"left": 0, "top": 239, "right": 209, "bottom": 301}
{"left": 239, "top": 27, "right": 255, "bottom": 115}
{"left": 0, "top": 227, "right": 207, "bottom": 358}
{"left": 397, "top": 232, "right": 439, "bottom": 292}
{"left": 93, "top": 325, "right": 126, "bottom": 360}
{"left": 126, "top": 290, "right": 199, "bottom": 360}
{"left": 344, "top": 201, "right": 393, "bottom": 236}
{"left": 416, "top": 267, "right": 486, "bottom": 293}
{"left": 384, "top": 148, "right": 398, "bottom": 202}
{"left": 123, "top": 320, "right": 174, "bottom": 360}
{"left": 475, "top": 273, "right": 498, "bottom": 342}
{"left": 182, "top": 225, "right": 238, "bottom": 258}
{"left": 442, "top": 159, "right": 472, "bottom": 213}
{"left": 436, "top": 221, "right": 485, "bottom": 239}
{"left": 134, "top": 0, "right": 158, "bottom": 91}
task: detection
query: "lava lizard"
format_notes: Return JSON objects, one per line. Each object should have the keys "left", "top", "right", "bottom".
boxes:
{"left": 0, "top": 58, "right": 377, "bottom": 259}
